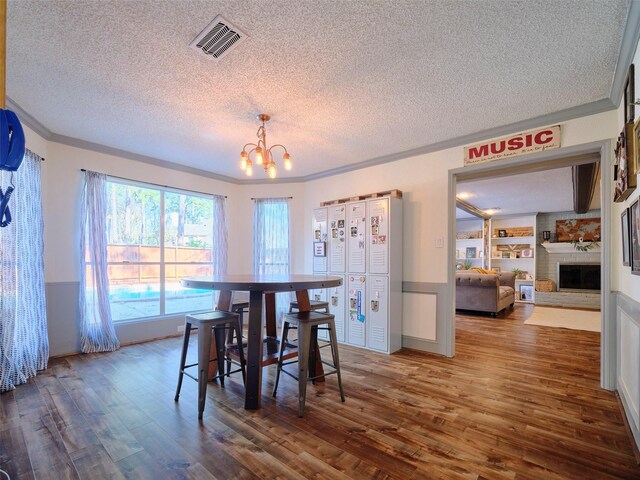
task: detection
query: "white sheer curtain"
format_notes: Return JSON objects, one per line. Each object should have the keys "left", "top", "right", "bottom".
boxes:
{"left": 0, "top": 150, "right": 48, "bottom": 392}
{"left": 212, "top": 194, "right": 228, "bottom": 275}
{"left": 79, "top": 171, "right": 120, "bottom": 353}
{"left": 253, "top": 198, "right": 291, "bottom": 321}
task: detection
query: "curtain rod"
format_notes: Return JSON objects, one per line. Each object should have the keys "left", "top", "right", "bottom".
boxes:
{"left": 80, "top": 169, "right": 227, "bottom": 198}
{"left": 26, "top": 148, "right": 44, "bottom": 161}
{"left": 251, "top": 196, "right": 293, "bottom": 200}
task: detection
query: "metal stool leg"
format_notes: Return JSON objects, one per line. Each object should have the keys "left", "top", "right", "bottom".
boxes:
{"left": 174, "top": 321, "right": 192, "bottom": 401}
{"left": 309, "top": 325, "right": 318, "bottom": 383}
{"left": 327, "top": 318, "right": 345, "bottom": 402}
{"left": 214, "top": 326, "right": 226, "bottom": 387}
{"left": 272, "top": 321, "right": 290, "bottom": 397}
{"left": 235, "top": 317, "right": 247, "bottom": 384}
{"left": 227, "top": 308, "right": 245, "bottom": 375}
{"left": 197, "top": 322, "right": 213, "bottom": 420}
{"left": 297, "top": 322, "right": 311, "bottom": 417}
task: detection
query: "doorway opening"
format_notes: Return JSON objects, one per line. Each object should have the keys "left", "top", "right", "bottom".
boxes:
{"left": 447, "top": 140, "right": 613, "bottom": 389}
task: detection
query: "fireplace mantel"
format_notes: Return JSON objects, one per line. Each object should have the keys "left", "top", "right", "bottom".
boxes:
{"left": 540, "top": 242, "right": 600, "bottom": 254}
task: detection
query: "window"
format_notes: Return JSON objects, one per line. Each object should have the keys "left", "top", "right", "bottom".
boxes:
{"left": 96, "top": 179, "right": 220, "bottom": 321}
{"left": 253, "top": 198, "right": 290, "bottom": 275}
{"left": 253, "top": 198, "right": 291, "bottom": 321}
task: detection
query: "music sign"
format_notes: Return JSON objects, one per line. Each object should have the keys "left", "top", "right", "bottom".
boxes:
{"left": 464, "top": 125, "right": 560, "bottom": 166}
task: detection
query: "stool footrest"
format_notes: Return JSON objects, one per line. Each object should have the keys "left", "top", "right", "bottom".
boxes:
{"left": 279, "top": 366, "right": 340, "bottom": 383}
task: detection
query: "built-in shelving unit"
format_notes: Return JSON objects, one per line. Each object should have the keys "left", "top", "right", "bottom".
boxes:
{"left": 489, "top": 215, "right": 537, "bottom": 303}
{"left": 455, "top": 218, "right": 484, "bottom": 269}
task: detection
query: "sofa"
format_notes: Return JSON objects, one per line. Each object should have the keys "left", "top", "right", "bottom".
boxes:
{"left": 455, "top": 271, "right": 516, "bottom": 316}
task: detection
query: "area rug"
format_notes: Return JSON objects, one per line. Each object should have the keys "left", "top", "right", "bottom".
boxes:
{"left": 523, "top": 306, "right": 600, "bottom": 332}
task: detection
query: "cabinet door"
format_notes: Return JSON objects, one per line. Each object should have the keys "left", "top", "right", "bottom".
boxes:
{"left": 328, "top": 275, "right": 346, "bottom": 342}
{"left": 312, "top": 208, "right": 328, "bottom": 272}
{"left": 308, "top": 287, "right": 329, "bottom": 340}
{"left": 347, "top": 202, "right": 367, "bottom": 273}
{"left": 367, "top": 275, "right": 388, "bottom": 352}
{"left": 328, "top": 205, "right": 347, "bottom": 273}
{"left": 368, "top": 198, "right": 389, "bottom": 274}
{"left": 347, "top": 275, "right": 366, "bottom": 347}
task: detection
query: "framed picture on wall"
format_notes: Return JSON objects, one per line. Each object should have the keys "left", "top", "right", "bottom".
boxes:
{"left": 614, "top": 127, "right": 637, "bottom": 202}
{"left": 631, "top": 200, "right": 640, "bottom": 275}
{"left": 624, "top": 64, "right": 635, "bottom": 123}
{"left": 622, "top": 208, "right": 631, "bottom": 266}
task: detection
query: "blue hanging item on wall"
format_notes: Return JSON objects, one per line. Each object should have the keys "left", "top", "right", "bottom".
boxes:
{"left": 0, "top": 109, "right": 25, "bottom": 227}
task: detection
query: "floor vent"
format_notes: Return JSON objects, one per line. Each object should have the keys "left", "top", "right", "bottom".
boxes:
{"left": 189, "top": 15, "right": 247, "bottom": 61}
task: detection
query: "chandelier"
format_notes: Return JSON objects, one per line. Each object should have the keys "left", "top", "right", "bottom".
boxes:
{"left": 239, "top": 114, "right": 292, "bottom": 178}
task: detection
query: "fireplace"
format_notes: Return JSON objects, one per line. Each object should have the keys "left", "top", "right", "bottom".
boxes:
{"left": 557, "top": 262, "right": 601, "bottom": 291}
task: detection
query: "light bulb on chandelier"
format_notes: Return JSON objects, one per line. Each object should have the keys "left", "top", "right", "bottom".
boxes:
{"left": 239, "top": 114, "right": 292, "bottom": 179}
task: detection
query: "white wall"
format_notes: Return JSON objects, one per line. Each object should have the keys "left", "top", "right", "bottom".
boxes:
{"left": 22, "top": 105, "right": 622, "bottom": 356}
{"left": 612, "top": 46, "right": 640, "bottom": 299}
{"left": 43, "top": 142, "right": 241, "bottom": 283}
{"left": 612, "top": 37, "right": 640, "bottom": 452}
{"left": 296, "top": 110, "right": 619, "bottom": 346}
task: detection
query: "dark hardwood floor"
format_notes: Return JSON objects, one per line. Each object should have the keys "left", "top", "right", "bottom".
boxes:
{"left": 2, "top": 303, "right": 639, "bottom": 479}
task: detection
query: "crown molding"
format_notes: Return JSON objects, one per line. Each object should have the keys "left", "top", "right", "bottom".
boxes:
{"left": 609, "top": 0, "right": 640, "bottom": 108}
{"left": 303, "top": 98, "right": 615, "bottom": 182}
{"left": 13, "top": 96, "right": 616, "bottom": 186}
{"left": 48, "top": 133, "right": 244, "bottom": 185}
{"left": 6, "top": 96, "right": 52, "bottom": 139}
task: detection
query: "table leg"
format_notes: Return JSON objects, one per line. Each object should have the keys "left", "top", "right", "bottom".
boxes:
{"left": 245, "top": 290, "right": 264, "bottom": 409}
{"left": 295, "top": 289, "right": 325, "bottom": 382}
{"left": 197, "top": 319, "right": 212, "bottom": 420}
{"left": 264, "top": 292, "right": 277, "bottom": 338}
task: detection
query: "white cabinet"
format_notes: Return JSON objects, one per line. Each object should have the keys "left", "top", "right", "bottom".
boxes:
{"left": 313, "top": 275, "right": 346, "bottom": 342}
{"left": 328, "top": 205, "right": 347, "bottom": 273}
{"left": 328, "top": 275, "right": 346, "bottom": 342}
{"left": 312, "top": 208, "right": 328, "bottom": 273}
{"left": 347, "top": 275, "right": 366, "bottom": 347}
{"left": 313, "top": 192, "right": 402, "bottom": 354}
{"left": 368, "top": 198, "right": 390, "bottom": 274}
{"left": 347, "top": 202, "right": 367, "bottom": 273}
{"left": 367, "top": 275, "right": 388, "bottom": 352}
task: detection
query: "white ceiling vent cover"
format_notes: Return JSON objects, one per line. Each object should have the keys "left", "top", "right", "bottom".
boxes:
{"left": 189, "top": 15, "right": 248, "bottom": 61}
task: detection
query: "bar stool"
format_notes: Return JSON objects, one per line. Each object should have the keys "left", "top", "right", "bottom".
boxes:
{"left": 174, "top": 311, "right": 246, "bottom": 419}
{"left": 289, "top": 298, "right": 331, "bottom": 344}
{"left": 289, "top": 299, "right": 330, "bottom": 313}
{"left": 226, "top": 301, "right": 249, "bottom": 375}
{"left": 272, "top": 311, "right": 345, "bottom": 417}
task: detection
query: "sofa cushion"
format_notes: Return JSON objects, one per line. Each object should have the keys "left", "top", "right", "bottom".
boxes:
{"left": 456, "top": 273, "right": 499, "bottom": 288}
{"left": 499, "top": 286, "right": 514, "bottom": 301}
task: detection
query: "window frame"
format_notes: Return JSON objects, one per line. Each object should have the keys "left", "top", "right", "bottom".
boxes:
{"left": 100, "top": 177, "right": 217, "bottom": 321}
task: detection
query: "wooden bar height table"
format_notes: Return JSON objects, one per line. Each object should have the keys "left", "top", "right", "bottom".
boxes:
{"left": 180, "top": 274, "right": 343, "bottom": 410}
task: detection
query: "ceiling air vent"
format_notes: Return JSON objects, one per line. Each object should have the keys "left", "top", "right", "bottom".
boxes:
{"left": 189, "top": 15, "right": 248, "bottom": 61}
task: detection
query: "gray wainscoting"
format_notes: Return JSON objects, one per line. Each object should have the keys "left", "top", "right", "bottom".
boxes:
{"left": 615, "top": 291, "right": 640, "bottom": 453}
{"left": 46, "top": 282, "right": 82, "bottom": 357}
{"left": 46, "top": 282, "right": 185, "bottom": 357}
{"left": 402, "top": 281, "right": 451, "bottom": 356}
{"left": 48, "top": 281, "right": 452, "bottom": 357}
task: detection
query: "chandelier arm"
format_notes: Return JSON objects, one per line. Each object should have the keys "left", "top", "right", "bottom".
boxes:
{"left": 242, "top": 143, "right": 258, "bottom": 151}
{"left": 267, "top": 144, "right": 289, "bottom": 154}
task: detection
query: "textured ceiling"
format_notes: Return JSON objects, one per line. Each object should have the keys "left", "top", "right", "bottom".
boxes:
{"left": 456, "top": 165, "right": 601, "bottom": 218}
{"left": 7, "top": 0, "right": 630, "bottom": 180}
